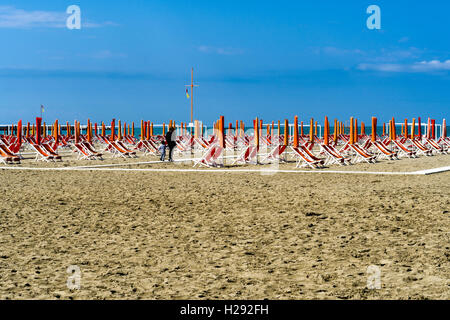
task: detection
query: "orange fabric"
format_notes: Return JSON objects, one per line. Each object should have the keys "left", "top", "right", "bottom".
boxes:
{"left": 293, "top": 116, "right": 299, "bottom": 148}
{"left": 284, "top": 119, "right": 289, "bottom": 146}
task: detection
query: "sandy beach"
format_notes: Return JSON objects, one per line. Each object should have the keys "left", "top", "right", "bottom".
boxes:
{"left": 0, "top": 153, "right": 449, "bottom": 300}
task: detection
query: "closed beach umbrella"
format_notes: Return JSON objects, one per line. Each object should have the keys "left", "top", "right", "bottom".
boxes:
{"left": 354, "top": 118, "right": 358, "bottom": 144}
{"left": 392, "top": 117, "right": 397, "bottom": 140}
{"left": 309, "top": 118, "right": 314, "bottom": 142}
{"left": 102, "top": 122, "right": 105, "bottom": 137}
{"left": 323, "top": 116, "right": 329, "bottom": 146}
{"left": 349, "top": 117, "right": 354, "bottom": 144}
{"left": 219, "top": 116, "right": 225, "bottom": 148}
{"left": 36, "top": 117, "right": 42, "bottom": 145}
{"left": 404, "top": 119, "right": 408, "bottom": 138}
{"left": 254, "top": 117, "right": 259, "bottom": 149}
{"left": 87, "top": 121, "right": 92, "bottom": 143}
{"left": 110, "top": 119, "right": 115, "bottom": 141}
{"left": 418, "top": 117, "right": 422, "bottom": 138}
{"left": 431, "top": 119, "right": 436, "bottom": 139}
{"left": 284, "top": 119, "right": 289, "bottom": 146}
{"left": 74, "top": 121, "right": 79, "bottom": 144}
{"left": 141, "top": 121, "right": 145, "bottom": 140}
{"left": 371, "top": 117, "right": 377, "bottom": 142}
{"left": 442, "top": 119, "right": 447, "bottom": 138}
{"left": 293, "top": 116, "right": 299, "bottom": 148}
{"left": 17, "top": 120, "right": 22, "bottom": 143}
{"left": 411, "top": 118, "right": 415, "bottom": 140}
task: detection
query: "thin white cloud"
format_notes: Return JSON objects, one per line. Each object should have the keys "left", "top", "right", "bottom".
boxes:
{"left": 319, "top": 46, "right": 366, "bottom": 56}
{"left": 358, "top": 60, "right": 450, "bottom": 73}
{"left": 91, "top": 50, "right": 127, "bottom": 59}
{"left": 0, "top": 5, "right": 65, "bottom": 28}
{"left": 0, "top": 6, "right": 116, "bottom": 28}
{"left": 197, "top": 45, "right": 244, "bottom": 55}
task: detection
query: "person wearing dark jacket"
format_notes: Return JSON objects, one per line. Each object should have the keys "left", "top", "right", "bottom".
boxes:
{"left": 165, "top": 126, "right": 176, "bottom": 162}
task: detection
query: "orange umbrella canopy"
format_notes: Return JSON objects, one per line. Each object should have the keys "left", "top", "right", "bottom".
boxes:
{"left": 74, "top": 120, "right": 79, "bottom": 144}
{"left": 293, "top": 116, "right": 299, "bottom": 148}
{"left": 219, "top": 116, "right": 225, "bottom": 148}
{"left": 323, "top": 116, "right": 329, "bottom": 146}
{"left": 349, "top": 117, "right": 354, "bottom": 144}
{"left": 284, "top": 119, "right": 289, "bottom": 146}
{"left": 54, "top": 120, "right": 59, "bottom": 141}
{"left": 442, "top": 119, "right": 447, "bottom": 138}
{"left": 371, "top": 117, "right": 377, "bottom": 142}
{"left": 392, "top": 117, "right": 397, "bottom": 140}
{"left": 110, "top": 119, "right": 115, "bottom": 141}
{"left": 17, "top": 120, "right": 22, "bottom": 142}
{"left": 118, "top": 120, "right": 122, "bottom": 140}
{"left": 254, "top": 117, "right": 259, "bottom": 148}
{"left": 87, "top": 120, "right": 92, "bottom": 143}
{"left": 309, "top": 118, "right": 314, "bottom": 142}
{"left": 333, "top": 119, "right": 338, "bottom": 143}
{"left": 411, "top": 118, "right": 416, "bottom": 139}
{"left": 404, "top": 118, "right": 408, "bottom": 137}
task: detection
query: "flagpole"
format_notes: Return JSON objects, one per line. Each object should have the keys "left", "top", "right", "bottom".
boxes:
{"left": 191, "top": 67, "right": 193, "bottom": 125}
{"left": 185, "top": 68, "right": 199, "bottom": 136}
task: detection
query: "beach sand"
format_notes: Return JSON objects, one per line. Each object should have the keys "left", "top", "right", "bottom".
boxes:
{"left": 0, "top": 152, "right": 449, "bottom": 300}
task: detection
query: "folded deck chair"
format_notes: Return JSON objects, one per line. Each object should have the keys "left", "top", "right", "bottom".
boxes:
{"left": 291, "top": 146, "right": 324, "bottom": 169}
{"left": 348, "top": 144, "right": 377, "bottom": 164}
{"left": 30, "top": 144, "right": 54, "bottom": 162}
{"left": 193, "top": 144, "right": 223, "bottom": 168}
{"left": 392, "top": 140, "right": 417, "bottom": 158}
{"left": 137, "top": 140, "right": 158, "bottom": 155}
{"left": 424, "top": 138, "right": 447, "bottom": 154}
{"left": 260, "top": 145, "right": 287, "bottom": 163}
{"left": 116, "top": 140, "right": 137, "bottom": 157}
{"left": 73, "top": 143, "right": 95, "bottom": 160}
{"left": 104, "top": 140, "right": 134, "bottom": 158}
{"left": 0, "top": 143, "right": 21, "bottom": 163}
{"left": 231, "top": 145, "right": 258, "bottom": 165}
{"left": 411, "top": 139, "right": 433, "bottom": 156}
{"left": 0, "top": 145, "right": 20, "bottom": 164}
{"left": 42, "top": 143, "right": 62, "bottom": 161}
{"left": 371, "top": 141, "right": 399, "bottom": 160}
{"left": 81, "top": 142, "right": 103, "bottom": 159}
{"left": 320, "top": 144, "right": 350, "bottom": 166}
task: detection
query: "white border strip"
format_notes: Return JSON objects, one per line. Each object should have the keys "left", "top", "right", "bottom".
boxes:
{"left": 1, "top": 166, "right": 449, "bottom": 175}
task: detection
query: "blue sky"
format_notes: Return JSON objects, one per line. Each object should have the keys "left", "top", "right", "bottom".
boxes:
{"left": 0, "top": 0, "right": 449, "bottom": 125}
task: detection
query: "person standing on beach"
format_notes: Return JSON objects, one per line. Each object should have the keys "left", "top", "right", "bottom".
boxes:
{"left": 165, "top": 126, "right": 176, "bottom": 162}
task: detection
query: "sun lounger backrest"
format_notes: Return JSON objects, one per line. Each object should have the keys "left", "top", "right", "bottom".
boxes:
{"left": 351, "top": 144, "right": 371, "bottom": 158}
{"left": 394, "top": 140, "right": 412, "bottom": 153}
